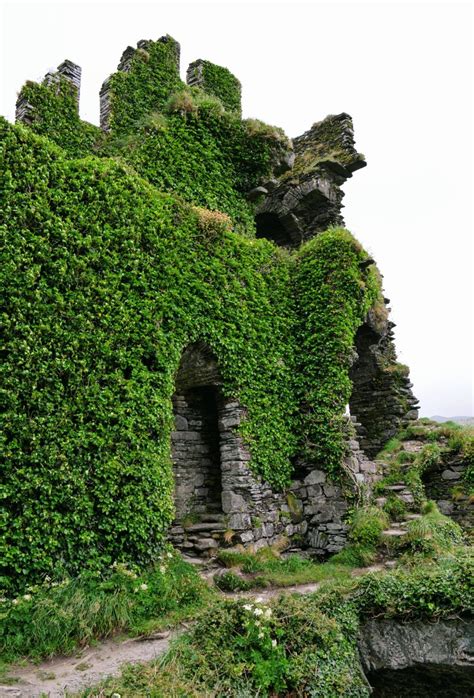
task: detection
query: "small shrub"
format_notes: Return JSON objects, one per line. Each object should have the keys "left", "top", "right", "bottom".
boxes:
{"left": 416, "top": 443, "right": 442, "bottom": 471}
{"left": 356, "top": 549, "right": 473, "bottom": 619}
{"left": 193, "top": 206, "right": 232, "bottom": 238}
{"left": 383, "top": 496, "right": 407, "bottom": 521}
{"left": 395, "top": 450, "right": 415, "bottom": 464}
{"left": 165, "top": 88, "right": 198, "bottom": 115}
{"left": 404, "top": 503, "right": 464, "bottom": 557}
{"left": 349, "top": 507, "right": 389, "bottom": 547}
{"left": 331, "top": 544, "right": 376, "bottom": 567}
{"left": 214, "top": 570, "right": 253, "bottom": 592}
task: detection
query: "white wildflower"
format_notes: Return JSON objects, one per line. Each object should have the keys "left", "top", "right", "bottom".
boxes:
{"left": 23, "top": 594, "right": 32, "bottom": 601}
{"left": 243, "top": 604, "right": 253, "bottom": 611}
{"left": 253, "top": 607, "right": 263, "bottom": 617}
{"left": 140, "top": 583, "right": 148, "bottom": 591}
{"left": 12, "top": 599, "right": 19, "bottom": 605}
{"left": 111, "top": 693, "right": 121, "bottom": 698}
{"left": 258, "top": 632, "right": 264, "bottom": 639}
{"left": 167, "top": 552, "right": 173, "bottom": 559}
{"left": 254, "top": 620, "right": 260, "bottom": 627}
{"left": 272, "top": 639, "right": 277, "bottom": 648}
{"left": 159, "top": 565, "right": 166, "bottom": 574}
{"left": 264, "top": 608, "right": 272, "bottom": 619}
{"left": 0, "top": 597, "right": 6, "bottom": 603}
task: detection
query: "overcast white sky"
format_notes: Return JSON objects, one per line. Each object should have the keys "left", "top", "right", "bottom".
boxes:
{"left": 1, "top": 0, "right": 473, "bottom": 417}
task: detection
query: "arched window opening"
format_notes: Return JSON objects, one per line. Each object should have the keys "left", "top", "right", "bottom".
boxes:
{"left": 255, "top": 212, "right": 293, "bottom": 247}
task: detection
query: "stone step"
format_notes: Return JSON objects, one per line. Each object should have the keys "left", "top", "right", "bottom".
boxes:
{"left": 185, "top": 522, "right": 226, "bottom": 533}
{"left": 382, "top": 527, "right": 408, "bottom": 537}
{"left": 197, "top": 513, "right": 225, "bottom": 523}
{"left": 384, "top": 484, "right": 407, "bottom": 491}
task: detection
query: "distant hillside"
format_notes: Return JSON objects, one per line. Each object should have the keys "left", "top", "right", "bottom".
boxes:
{"left": 431, "top": 415, "right": 474, "bottom": 426}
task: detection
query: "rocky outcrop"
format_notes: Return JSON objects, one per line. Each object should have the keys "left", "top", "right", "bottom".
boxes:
{"left": 358, "top": 618, "right": 474, "bottom": 673}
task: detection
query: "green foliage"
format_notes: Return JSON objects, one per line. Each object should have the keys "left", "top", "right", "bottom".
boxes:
{"left": 102, "top": 92, "right": 290, "bottom": 232}
{"left": 0, "top": 119, "right": 298, "bottom": 590}
{"left": 83, "top": 550, "right": 472, "bottom": 696}
{"left": 198, "top": 60, "right": 242, "bottom": 114}
{"left": 403, "top": 503, "right": 465, "bottom": 557}
{"left": 383, "top": 495, "right": 407, "bottom": 521}
{"left": 460, "top": 431, "right": 474, "bottom": 492}
{"left": 16, "top": 79, "right": 100, "bottom": 157}
{"left": 330, "top": 543, "right": 376, "bottom": 567}
{"left": 3, "top": 35, "right": 387, "bottom": 591}
{"left": 94, "top": 38, "right": 290, "bottom": 232}
{"left": 355, "top": 549, "right": 473, "bottom": 619}
{"left": 216, "top": 548, "right": 356, "bottom": 590}
{"left": 349, "top": 506, "right": 389, "bottom": 547}
{"left": 293, "top": 229, "right": 383, "bottom": 477}
{"left": 105, "top": 36, "right": 182, "bottom": 134}
{"left": 214, "top": 570, "right": 254, "bottom": 592}
{"left": 404, "top": 443, "right": 442, "bottom": 502}
{"left": 0, "top": 554, "right": 209, "bottom": 662}
{"left": 148, "top": 596, "right": 367, "bottom": 696}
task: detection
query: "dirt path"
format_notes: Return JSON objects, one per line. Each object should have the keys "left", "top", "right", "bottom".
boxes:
{"left": 0, "top": 632, "right": 174, "bottom": 698}
{"left": 0, "top": 563, "right": 387, "bottom": 697}
{"left": 0, "top": 584, "right": 321, "bottom": 698}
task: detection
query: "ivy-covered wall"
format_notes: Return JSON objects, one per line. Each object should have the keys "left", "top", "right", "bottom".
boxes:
{"left": 0, "top": 115, "right": 382, "bottom": 590}
{"left": 2, "top": 35, "right": 415, "bottom": 590}
{"left": 15, "top": 78, "right": 100, "bottom": 158}
{"left": 187, "top": 58, "right": 242, "bottom": 114}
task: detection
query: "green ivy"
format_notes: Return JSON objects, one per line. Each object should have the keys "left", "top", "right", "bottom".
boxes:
{"left": 293, "top": 230, "right": 382, "bottom": 477}
{"left": 0, "top": 119, "right": 298, "bottom": 591}
{"left": 15, "top": 79, "right": 100, "bottom": 157}
{"left": 104, "top": 36, "right": 182, "bottom": 134}
{"left": 198, "top": 60, "right": 242, "bottom": 114}
{"left": 3, "top": 38, "right": 386, "bottom": 590}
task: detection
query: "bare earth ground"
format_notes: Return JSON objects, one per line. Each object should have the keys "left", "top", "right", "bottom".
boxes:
{"left": 0, "top": 564, "right": 385, "bottom": 697}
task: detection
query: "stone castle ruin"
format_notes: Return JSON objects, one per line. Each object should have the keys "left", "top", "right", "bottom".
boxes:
{"left": 4, "top": 35, "right": 420, "bottom": 581}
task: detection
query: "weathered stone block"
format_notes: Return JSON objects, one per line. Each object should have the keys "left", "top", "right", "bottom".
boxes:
{"left": 228, "top": 513, "right": 252, "bottom": 530}
{"left": 221, "top": 491, "right": 248, "bottom": 513}
{"left": 441, "top": 470, "right": 460, "bottom": 481}
{"left": 304, "top": 470, "right": 326, "bottom": 485}
{"left": 306, "top": 485, "right": 323, "bottom": 497}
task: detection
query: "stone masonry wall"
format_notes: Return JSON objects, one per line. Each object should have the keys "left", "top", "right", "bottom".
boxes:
{"left": 170, "top": 396, "right": 380, "bottom": 557}
{"left": 349, "top": 312, "right": 419, "bottom": 457}
{"left": 423, "top": 454, "right": 473, "bottom": 533}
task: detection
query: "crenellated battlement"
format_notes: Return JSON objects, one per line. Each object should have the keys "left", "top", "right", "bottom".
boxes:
{"left": 17, "top": 36, "right": 243, "bottom": 133}
{"left": 16, "top": 58, "right": 81, "bottom": 126}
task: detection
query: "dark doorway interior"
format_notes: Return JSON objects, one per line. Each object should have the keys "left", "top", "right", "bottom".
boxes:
{"left": 172, "top": 385, "right": 223, "bottom": 519}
